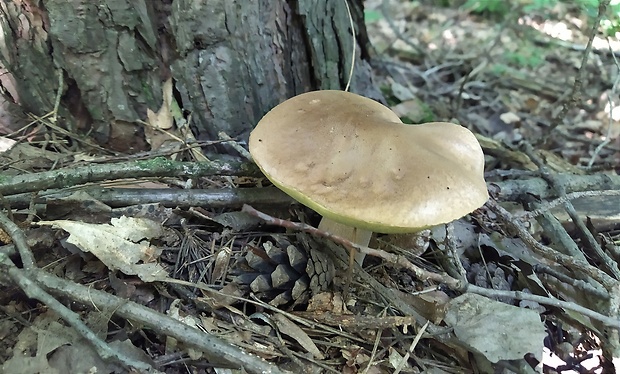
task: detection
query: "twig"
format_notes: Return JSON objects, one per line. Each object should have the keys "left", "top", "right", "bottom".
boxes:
{"left": 50, "top": 68, "right": 63, "bottom": 124}
{"left": 445, "top": 222, "right": 467, "bottom": 278}
{"left": 588, "top": 38, "right": 620, "bottom": 168}
{"left": 0, "top": 208, "right": 34, "bottom": 268}
{"left": 607, "top": 284, "right": 620, "bottom": 360}
{"left": 491, "top": 173, "right": 620, "bottom": 201}
{"left": 242, "top": 205, "right": 620, "bottom": 330}
{"left": 242, "top": 204, "right": 464, "bottom": 290}
{"left": 533, "top": 264, "right": 608, "bottom": 300}
{"left": 522, "top": 142, "right": 620, "bottom": 279}
{"left": 521, "top": 190, "right": 620, "bottom": 220}
{"left": 361, "top": 307, "right": 386, "bottom": 374}
{"left": 0, "top": 253, "right": 153, "bottom": 371}
{"left": 486, "top": 199, "right": 616, "bottom": 291}
{"left": 29, "top": 270, "right": 290, "bottom": 374}
{"left": 467, "top": 284, "right": 619, "bottom": 330}
{"left": 393, "top": 321, "right": 429, "bottom": 374}
{"left": 3, "top": 186, "right": 294, "bottom": 210}
{"left": 0, "top": 157, "right": 261, "bottom": 196}
{"left": 217, "top": 131, "right": 253, "bottom": 161}
{"left": 541, "top": 0, "right": 611, "bottom": 142}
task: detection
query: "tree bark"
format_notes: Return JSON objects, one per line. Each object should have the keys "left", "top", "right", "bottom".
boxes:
{"left": 0, "top": 0, "right": 380, "bottom": 152}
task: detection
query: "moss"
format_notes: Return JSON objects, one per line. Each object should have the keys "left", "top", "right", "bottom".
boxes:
{"left": 141, "top": 80, "right": 155, "bottom": 104}
{"left": 135, "top": 157, "right": 173, "bottom": 169}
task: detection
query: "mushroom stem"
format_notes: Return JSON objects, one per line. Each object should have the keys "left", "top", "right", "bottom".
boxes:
{"left": 318, "top": 218, "right": 372, "bottom": 265}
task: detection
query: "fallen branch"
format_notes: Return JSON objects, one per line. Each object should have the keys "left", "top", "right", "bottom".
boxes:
{"left": 0, "top": 208, "right": 35, "bottom": 268}
{"left": 0, "top": 157, "right": 261, "bottom": 196}
{"left": 29, "top": 270, "right": 290, "bottom": 374}
{"left": 242, "top": 204, "right": 620, "bottom": 330}
{"left": 0, "top": 253, "right": 153, "bottom": 371}
{"left": 4, "top": 186, "right": 293, "bottom": 209}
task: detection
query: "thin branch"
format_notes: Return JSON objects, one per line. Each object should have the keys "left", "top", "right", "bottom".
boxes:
{"left": 0, "top": 209, "right": 34, "bottom": 268}
{"left": 522, "top": 142, "right": 620, "bottom": 279}
{"left": 50, "top": 68, "right": 63, "bottom": 124}
{"left": 0, "top": 157, "right": 261, "bottom": 196}
{"left": 486, "top": 199, "right": 616, "bottom": 290}
{"left": 29, "top": 270, "right": 290, "bottom": 374}
{"left": 521, "top": 189, "right": 620, "bottom": 220}
{"left": 0, "top": 253, "right": 153, "bottom": 371}
{"left": 242, "top": 204, "right": 464, "bottom": 289}
{"left": 3, "top": 186, "right": 293, "bottom": 210}
{"left": 242, "top": 205, "right": 619, "bottom": 330}
{"left": 588, "top": 37, "right": 620, "bottom": 167}
{"left": 541, "top": 0, "right": 611, "bottom": 141}
{"left": 467, "top": 284, "right": 619, "bottom": 330}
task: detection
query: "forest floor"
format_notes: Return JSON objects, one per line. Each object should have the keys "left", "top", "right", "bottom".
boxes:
{"left": 363, "top": 1, "right": 619, "bottom": 372}
{"left": 1, "top": 1, "right": 619, "bottom": 373}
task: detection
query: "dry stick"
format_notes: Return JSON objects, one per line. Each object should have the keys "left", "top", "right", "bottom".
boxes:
{"left": 0, "top": 157, "right": 261, "bottom": 196}
{"left": 378, "top": 0, "right": 425, "bottom": 56}
{"left": 218, "top": 131, "right": 253, "bottom": 161}
{"left": 453, "top": 3, "right": 518, "bottom": 116}
{"left": 522, "top": 142, "right": 620, "bottom": 279}
{"left": 242, "top": 204, "right": 463, "bottom": 290}
{"left": 0, "top": 254, "right": 154, "bottom": 371}
{"left": 50, "top": 68, "right": 63, "bottom": 124}
{"left": 541, "top": 0, "right": 610, "bottom": 143}
{"left": 4, "top": 174, "right": 620, "bottom": 222}
{"left": 3, "top": 186, "right": 294, "bottom": 210}
{"left": 521, "top": 189, "right": 620, "bottom": 220}
{"left": 493, "top": 173, "right": 620, "bottom": 201}
{"left": 0, "top": 209, "right": 152, "bottom": 369}
{"left": 445, "top": 222, "right": 467, "bottom": 278}
{"left": 242, "top": 205, "right": 619, "bottom": 330}
{"left": 607, "top": 284, "right": 620, "bottom": 360}
{"left": 486, "top": 199, "right": 616, "bottom": 291}
{"left": 363, "top": 308, "right": 386, "bottom": 374}
{"left": 533, "top": 264, "right": 609, "bottom": 300}
{"left": 393, "top": 321, "right": 429, "bottom": 374}
{"left": 588, "top": 38, "right": 620, "bottom": 168}
{"left": 468, "top": 284, "right": 619, "bottom": 329}
{"left": 4, "top": 156, "right": 620, "bottom": 201}
{"left": 29, "top": 271, "right": 290, "bottom": 374}
{"left": 529, "top": 199, "right": 584, "bottom": 259}
{"left": 0, "top": 208, "right": 35, "bottom": 269}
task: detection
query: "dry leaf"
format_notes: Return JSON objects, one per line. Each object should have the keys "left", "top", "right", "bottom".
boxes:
{"left": 444, "top": 293, "right": 545, "bottom": 363}
{"left": 272, "top": 313, "right": 324, "bottom": 359}
{"left": 212, "top": 246, "right": 232, "bottom": 282}
{"left": 39, "top": 216, "right": 166, "bottom": 282}
{"left": 499, "top": 111, "right": 520, "bottom": 124}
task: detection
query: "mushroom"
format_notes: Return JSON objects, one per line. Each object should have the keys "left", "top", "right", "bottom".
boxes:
{"left": 248, "top": 90, "right": 488, "bottom": 264}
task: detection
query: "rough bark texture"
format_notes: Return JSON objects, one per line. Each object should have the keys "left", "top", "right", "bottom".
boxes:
{"left": 0, "top": 0, "right": 380, "bottom": 151}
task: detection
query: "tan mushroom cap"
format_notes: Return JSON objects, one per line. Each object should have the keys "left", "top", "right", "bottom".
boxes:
{"left": 249, "top": 90, "right": 488, "bottom": 233}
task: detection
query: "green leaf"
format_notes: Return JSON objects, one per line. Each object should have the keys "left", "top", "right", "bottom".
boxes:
{"left": 364, "top": 10, "right": 382, "bottom": 23}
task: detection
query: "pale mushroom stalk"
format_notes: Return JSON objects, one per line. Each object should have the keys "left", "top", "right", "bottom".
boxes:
{"left": 317, "top": 218, "right": 371, "bottom": 264}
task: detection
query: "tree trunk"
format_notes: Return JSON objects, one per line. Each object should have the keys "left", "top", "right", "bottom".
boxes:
{"left": 0, "top": 0, "right": 380, "bottom": 152}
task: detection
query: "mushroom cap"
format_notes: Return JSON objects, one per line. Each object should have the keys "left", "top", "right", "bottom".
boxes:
{"left": 249, "top": 90, "right": 488, "bottom": 233}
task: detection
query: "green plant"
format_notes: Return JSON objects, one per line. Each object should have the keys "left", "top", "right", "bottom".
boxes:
{"left": 600, "top": 0, "right": 620, "bottom": 36}
{"left": 504, "top": 44, "right": 546, "bottom": 68}
{"left": 462, "top": 0, "right": 512, "bottom": 16}
{"left": 364, "top": 9, "right": 382, "bottom": 23}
